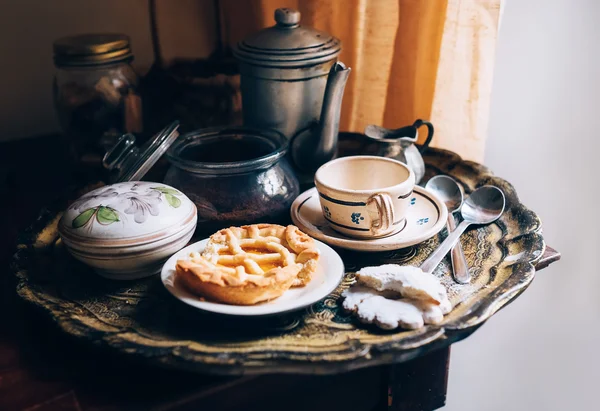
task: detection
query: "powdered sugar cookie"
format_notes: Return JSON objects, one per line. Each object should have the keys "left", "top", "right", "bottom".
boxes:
{"left": 342, "top": 286, "right": 424, "bottom": 330}
{"left": 342, "top": 284, "right": 452, "bottom": 330}
{"left": 357, "top": 264, "right": 448, "bottom": 305}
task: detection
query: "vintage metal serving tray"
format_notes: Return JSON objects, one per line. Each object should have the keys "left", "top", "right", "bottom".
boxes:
{"left": 12, "top": 143, "right": 545, "bottom": 376}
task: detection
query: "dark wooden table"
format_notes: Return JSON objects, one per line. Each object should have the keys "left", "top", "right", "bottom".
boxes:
{"left": 0, "top": 136, "right": 560, "bottom": 411}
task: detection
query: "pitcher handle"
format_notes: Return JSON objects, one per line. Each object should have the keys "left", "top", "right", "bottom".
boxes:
{"left": 413, "top": 119, "right": 434, "bottom": 154}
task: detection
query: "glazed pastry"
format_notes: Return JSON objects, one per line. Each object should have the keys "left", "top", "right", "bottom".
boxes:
{"left": 176, "top": 224, "right": 319, "bottom": 305}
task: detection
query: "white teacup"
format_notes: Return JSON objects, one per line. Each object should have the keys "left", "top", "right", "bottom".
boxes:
{"left": 314, "top": 156, "right": 415, "bottom": 239}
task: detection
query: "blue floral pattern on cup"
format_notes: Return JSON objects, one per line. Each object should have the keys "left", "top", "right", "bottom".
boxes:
{"left": 416, "top": 217, "right": 429, "bottom": 225}
{"left": 323, "top": 206, "right": 332, "bottom": 218}
{"left": 351, "top": 212, "right": 365, "bottom": 224}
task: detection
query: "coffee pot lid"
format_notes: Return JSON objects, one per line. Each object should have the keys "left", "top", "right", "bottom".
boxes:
{"left": 233, "top": 8, "right": 341, "bottom": 67}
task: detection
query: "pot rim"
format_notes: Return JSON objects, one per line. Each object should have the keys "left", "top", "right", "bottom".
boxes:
{"left": 362, "top": 133, "right": 417, "bottom": 145}
{"left": 166, "top": 127, "right": 289, "bottom": 175}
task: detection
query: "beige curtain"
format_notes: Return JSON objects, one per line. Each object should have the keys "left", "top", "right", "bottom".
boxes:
{"left": 163, "top": 0, "right": 502, "bottom": 161}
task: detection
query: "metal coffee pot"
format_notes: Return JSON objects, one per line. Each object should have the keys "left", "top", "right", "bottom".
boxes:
{"left": 363, "top": 120, "right": 435, "bottom": 183}
{"left": 233, "top": 8, "right": 351, "bottom": 173}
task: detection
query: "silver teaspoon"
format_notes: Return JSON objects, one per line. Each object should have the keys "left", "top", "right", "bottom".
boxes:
{"left": 420, "top": 185, "right": 506, "bottom": 275}
{"left": 426, "top": 175, "right": 471, "bottom": 283}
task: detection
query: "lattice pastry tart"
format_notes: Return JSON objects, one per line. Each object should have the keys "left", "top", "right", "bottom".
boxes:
{"left": 176, "top": 224, "right": 320, "bottom": 305}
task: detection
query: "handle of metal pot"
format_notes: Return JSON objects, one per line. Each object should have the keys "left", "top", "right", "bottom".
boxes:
{"left": 413, "top": 119, "right": 434, "bottom": 154}
{"left": 367, "top": 193, "right": 395, "bottom": 235}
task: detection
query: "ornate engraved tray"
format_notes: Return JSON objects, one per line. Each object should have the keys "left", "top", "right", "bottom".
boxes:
{"left": 12, "top": 145, "right": 545, "bottom": 376}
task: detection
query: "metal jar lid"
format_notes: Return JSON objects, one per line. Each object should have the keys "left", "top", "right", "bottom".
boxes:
{"left": 53, "top": 33, "right": 133, "bottom": 67}
{"left": 233, "top": 8, "right": 341, "bottom": 68}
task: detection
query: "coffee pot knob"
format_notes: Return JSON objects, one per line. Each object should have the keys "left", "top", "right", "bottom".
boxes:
{"left": 275, "top": 8, "right": 301, "bottom": 28}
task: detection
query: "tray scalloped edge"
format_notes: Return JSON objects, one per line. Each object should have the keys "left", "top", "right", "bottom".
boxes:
{"left": 11, "top": 147, "right": 546, "bottom": 375}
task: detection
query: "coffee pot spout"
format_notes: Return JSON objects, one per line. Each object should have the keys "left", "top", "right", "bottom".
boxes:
{"left": 291, "top": 62, "right": 351, "bottom": 172}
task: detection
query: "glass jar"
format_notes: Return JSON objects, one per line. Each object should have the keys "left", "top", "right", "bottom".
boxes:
{"left": 53, "top": 34, "right": 142, "bottom": 166}
{"left": 164, "top": 127, "right": 299, "bottom": 234}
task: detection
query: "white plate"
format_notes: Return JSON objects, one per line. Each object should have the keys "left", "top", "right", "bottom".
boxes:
{"left": 291, "top": 186, "right": 448, "bottom": 252}
{"left": 161, "top": 238, "right": 345, "bottom": 316}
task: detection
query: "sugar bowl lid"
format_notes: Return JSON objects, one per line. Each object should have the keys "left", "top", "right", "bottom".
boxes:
{"left": 233, "top": 8, "right": 341, "bottom": 67}
{"left": 103, "top": 121, "right": 180, "bottom": 183}
{"left": 58, "top": 181, "right": 196, "bottom": 244}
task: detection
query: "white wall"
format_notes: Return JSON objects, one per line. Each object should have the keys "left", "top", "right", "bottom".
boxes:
{"left": 445, "top": 0, "right": 599, "bottom": 410}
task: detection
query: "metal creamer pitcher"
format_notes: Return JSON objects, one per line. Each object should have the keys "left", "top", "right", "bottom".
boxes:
{"left": 364, "top": 120, "right": 434, "bottom": 183}
{"left": 233, "top": 8, "right": 351, "bottom": 173}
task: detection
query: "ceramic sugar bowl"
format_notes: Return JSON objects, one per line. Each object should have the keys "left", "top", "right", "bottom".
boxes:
{"left": 58, "top": 181, "right": 197, "bottom": 280}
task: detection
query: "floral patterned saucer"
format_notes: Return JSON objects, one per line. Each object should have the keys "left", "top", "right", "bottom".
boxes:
{"left": 291, "top": 186, "right": 447, "bottom": 251}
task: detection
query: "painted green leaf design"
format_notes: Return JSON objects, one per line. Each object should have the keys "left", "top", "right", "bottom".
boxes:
{"left": 152, "top": 186, "right": 181, "bottom": 196}
{"left": 165, "top": 193, "right": 181, "bottom": 208}
{"left": 96, "top": 206, "right": 119, "bottom": 225}
{"left": 72, "top": 208, "right": 96, "bottom": 228}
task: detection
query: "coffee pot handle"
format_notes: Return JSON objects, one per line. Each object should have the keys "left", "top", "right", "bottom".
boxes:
{"left": 413, "top": 119, "right": 434, "bottom": 154}
{"left": 367, "top": 193, "right": 395, "bottom": 235}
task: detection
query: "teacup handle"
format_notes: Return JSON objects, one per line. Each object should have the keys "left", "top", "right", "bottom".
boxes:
{"left": 413, "top": 119, "right": 434, "bottom": 154}
{"left": 367, "top": 193, "right": 395, "bottom": 235}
